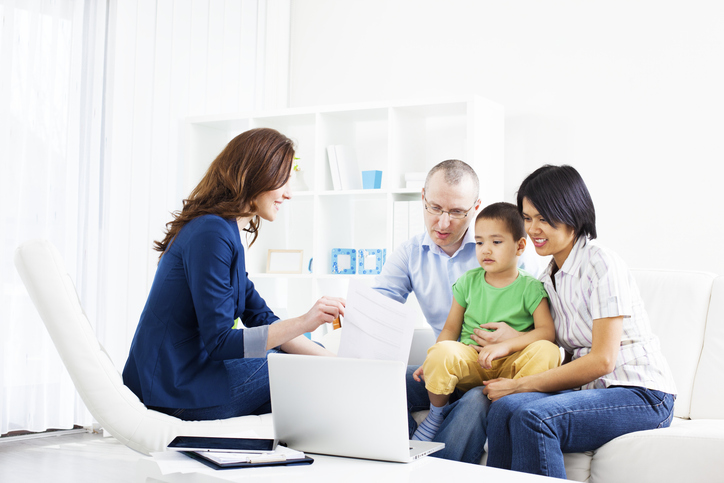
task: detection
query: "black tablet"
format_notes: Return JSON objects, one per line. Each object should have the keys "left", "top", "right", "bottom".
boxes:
{"left": 167, "top": 436, "right": 277, "bottom": 454}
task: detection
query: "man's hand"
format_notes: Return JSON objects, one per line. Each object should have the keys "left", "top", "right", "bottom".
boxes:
{"left": 470, "top": 322, "right": 519, "bottom": 347}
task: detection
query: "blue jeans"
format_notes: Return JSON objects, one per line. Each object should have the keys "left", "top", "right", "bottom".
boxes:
{"left": 486, "top": 386, "right": 675, "bottom": 478}
{"left": 151, "top": 356, "right": 274, "bottom": 420}
{"left": 406, "top": 365, "right": 490, "bottom": 464}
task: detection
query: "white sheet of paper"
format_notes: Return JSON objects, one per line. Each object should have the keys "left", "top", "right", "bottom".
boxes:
{"left": 337, "top": 280, "right": 416, "bottom": 363}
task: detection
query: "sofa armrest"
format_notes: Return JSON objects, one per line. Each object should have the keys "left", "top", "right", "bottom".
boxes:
{"left": 408, "top": 328, "right": 436, "bottom": 365}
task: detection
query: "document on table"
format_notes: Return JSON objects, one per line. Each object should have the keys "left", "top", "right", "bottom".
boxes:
{"left": 337, "top": 279, "right": 416, "bottom": 363}
{"left": 197, "top": 445, "right": 306, "bottom": 465}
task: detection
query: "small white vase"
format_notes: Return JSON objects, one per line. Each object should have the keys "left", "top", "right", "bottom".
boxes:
{"left": 291, "top": 170, "right": 309, "bottom": 191}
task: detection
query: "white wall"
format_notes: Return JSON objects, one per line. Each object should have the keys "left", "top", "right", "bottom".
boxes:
{"left": 100, "top": 0, "right": 290, "bottom": 368}
{"left": 289, "top": 0, "right": 724, "bottom": 275}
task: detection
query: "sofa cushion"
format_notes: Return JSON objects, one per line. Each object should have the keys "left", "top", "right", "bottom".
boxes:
{"left": 690, "top": 275, "right": 724, "bottom": 419}
{"left": 631, "top": 269, "right": 716, "bottom": 419}
{"left": 589, "top": 418, "right": 724, "bottom": 483}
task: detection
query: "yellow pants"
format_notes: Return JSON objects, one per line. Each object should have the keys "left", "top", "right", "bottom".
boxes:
{"left": 421, "top": 340, "right": 561, "bottom": 395}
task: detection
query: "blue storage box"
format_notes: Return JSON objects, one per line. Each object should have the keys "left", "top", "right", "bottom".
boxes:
{"left": 362, "top": 170, "right": 382, "bottom": 189}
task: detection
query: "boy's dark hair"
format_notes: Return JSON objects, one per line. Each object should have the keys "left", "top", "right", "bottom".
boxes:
{"left": 476, "top": 202, "right": 526, "bottom": 241}
{"left": 516, "top": 164, "right": 597, "bottom": 240}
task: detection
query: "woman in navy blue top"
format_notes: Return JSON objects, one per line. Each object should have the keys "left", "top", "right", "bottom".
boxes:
{"left": 123, "top": 128, "right": 344, "bottom": 420}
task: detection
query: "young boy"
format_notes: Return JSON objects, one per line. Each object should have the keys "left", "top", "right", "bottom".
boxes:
{"left": 412, "top": 202, "right": 560, "bottom": 441}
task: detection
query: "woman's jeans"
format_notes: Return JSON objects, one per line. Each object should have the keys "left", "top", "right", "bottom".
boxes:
{"left": 150, "top": 357, "right": 273, "bottom": 420}
{"left": 486, "top": 386, "right": 675, "bottom": 479}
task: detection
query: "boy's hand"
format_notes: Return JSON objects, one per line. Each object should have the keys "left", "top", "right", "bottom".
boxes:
{"left": 471, "top": 322, "right": 519, "bottom": 346}
{"left": 477, "top": 343, "right": 509, "bottom": 369}
{"left": 412, "top": 365, "right": 425, "bottom": 382}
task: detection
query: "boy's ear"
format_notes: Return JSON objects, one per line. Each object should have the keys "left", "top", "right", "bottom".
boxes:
{"left": 516, "top": 237, "right": 527, "bottom": 256}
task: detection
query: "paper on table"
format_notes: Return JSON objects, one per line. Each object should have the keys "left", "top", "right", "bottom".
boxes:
{"left": 199, "top": 445, "right": 306, "bottom": 465}
{"left": 337, "top": 280, "right": 416, "bottom": 363}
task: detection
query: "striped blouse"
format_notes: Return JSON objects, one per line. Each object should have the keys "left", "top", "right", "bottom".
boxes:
{"left": 540, "top": 237, "right": 677, "bottom": 394}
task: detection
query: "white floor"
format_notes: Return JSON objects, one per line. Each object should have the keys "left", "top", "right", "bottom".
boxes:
{"left": 0, "top": 431, "right": 140, "bottom": 482}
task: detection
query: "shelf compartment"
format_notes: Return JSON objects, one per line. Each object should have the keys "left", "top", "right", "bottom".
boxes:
{"left": 245, "top": 196, "right": 314, "bottom": 275}
{"left": 389, "top": 101, "right": 469, "bottom": 190}
{"left": 318, "top": 108, "right": 390, "bottom": 191}
{"left": 314, "top": 193, "right": 388, "bottom": 275}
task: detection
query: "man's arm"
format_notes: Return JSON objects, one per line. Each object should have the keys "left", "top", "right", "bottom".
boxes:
{"left": 370, "top": 243, "right": 413, "bottom": 304}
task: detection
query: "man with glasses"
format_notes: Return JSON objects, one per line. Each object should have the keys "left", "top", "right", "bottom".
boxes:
{"left": 372, "top": 159, "right": 537, "bottom": 464}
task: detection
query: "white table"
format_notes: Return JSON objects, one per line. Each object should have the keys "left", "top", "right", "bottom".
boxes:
{"left": 135, "top": 452, "right": 560, "bottom": 483}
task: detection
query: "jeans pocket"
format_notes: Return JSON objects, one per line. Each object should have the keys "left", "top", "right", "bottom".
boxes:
{"left": 645, "top": 388, "right": 666, "bottom": 403}
{"left": 655, "top": 393, "right": 675, "bottom": 428}
{"left": 657, "top": 408, "right": 674, "bottom": 428}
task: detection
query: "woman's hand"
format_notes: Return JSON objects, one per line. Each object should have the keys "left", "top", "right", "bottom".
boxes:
{"left": 299, "top": 296, "right": 345, "bottom": 333}
{"left": 483, "top": 378, "right": 520, "bottom": 402}
{"left": 470, "top": 322, "right": 520, "bottom": 347}
{"left": 412, "top": 365, "right": 425, "bottom": 382}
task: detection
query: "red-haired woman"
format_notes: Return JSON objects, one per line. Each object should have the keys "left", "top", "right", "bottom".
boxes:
{"left": 123, "top": 128, "right": 344, "bottom": 420}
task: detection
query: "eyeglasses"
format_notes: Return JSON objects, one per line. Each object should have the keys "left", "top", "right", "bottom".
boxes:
{"left": 423, "top": 197, "right": 476, "bottom": 220}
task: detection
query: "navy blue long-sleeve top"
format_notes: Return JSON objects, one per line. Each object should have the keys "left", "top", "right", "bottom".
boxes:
{"left": 122, "top": 215, "right": 278, "bottom": 408}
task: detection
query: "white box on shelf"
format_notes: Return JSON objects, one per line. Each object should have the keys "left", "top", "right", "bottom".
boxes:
{"left": 404, "top": 172, "right": 426, "bottom": 190}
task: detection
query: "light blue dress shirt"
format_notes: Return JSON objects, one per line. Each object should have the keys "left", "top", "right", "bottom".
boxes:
{"left": 372, "top": 228, "right": 541, "bottom": 337}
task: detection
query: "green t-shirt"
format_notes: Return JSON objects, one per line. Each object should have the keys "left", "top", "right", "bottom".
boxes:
{"left": 453, "top": 268, "right": 548, "bottom": 346}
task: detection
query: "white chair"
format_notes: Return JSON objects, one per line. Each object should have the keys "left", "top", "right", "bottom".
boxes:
{"left": 13, "top": 239, "right": 272, "bottom": 455}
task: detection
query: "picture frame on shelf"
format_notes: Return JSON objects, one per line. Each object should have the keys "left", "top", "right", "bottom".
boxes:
{"left": 331, "top": 248, "right": 356, "bottom": 275}
{"left": 266, "top": 249, "right": 304, "bottom": 274}
{"left": 358, "top": 248, "right": 386, "bottom": 275}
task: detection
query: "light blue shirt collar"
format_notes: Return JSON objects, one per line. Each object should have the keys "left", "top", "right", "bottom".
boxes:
{"left": 421, "top": 225, "right": 477, "bottom": 259}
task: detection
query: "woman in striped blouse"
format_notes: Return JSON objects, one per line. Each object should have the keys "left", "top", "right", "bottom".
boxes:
{"left": 483, "top": 164, "right": 676, "bottom": 479}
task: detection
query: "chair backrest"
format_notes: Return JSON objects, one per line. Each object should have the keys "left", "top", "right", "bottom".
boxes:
{"left": 13, "top": 239, "right": 270, "bottom": 454}
{"left": 14, "top": 240, "right": 154, "bottom": 447}
{"left": 631, "top": 269, "right": 717, "bottom": 419}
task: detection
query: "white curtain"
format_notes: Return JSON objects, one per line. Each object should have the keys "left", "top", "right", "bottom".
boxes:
{"left": 1, "top": 0, "right": 290, "bottom": 434}
{"left": 0, "top": 0, "right": 106, "bottom": 434}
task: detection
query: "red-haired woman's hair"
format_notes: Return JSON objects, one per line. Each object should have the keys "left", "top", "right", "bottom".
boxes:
{"left": 154, "top": 128, "right": 295, "bottom": 258}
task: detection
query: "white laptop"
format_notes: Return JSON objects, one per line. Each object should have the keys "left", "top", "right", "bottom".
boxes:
{"left": 268, "top": 353, "right": 444, "bottom": 463}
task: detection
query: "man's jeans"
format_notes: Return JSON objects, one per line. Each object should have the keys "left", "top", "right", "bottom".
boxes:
{"left": 486, "top": 386, "right": 675, "bottom": 478}
{"left": 406, "top": 365, "right": 491, "bottom": 464}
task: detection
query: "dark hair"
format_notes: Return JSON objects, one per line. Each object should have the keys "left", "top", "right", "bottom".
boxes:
{"left": 516, "top": 164, "right": 597, "bottom": 240}
{"left": 476, "top": 202, "right": 526, "bottom": 241}
{"left": 154, "top": 128, "right": 295, "bottom": 257}
{"left": 424, "top": 159, "right": 479, "bottom": 201}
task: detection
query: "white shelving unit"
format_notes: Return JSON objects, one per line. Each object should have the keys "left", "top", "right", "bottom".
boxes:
{"left": 183, "top": 96, "right": 504, "bottom": 339}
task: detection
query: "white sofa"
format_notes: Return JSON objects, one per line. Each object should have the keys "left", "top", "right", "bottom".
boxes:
{"left": 16, "top": 240, "right": 724, "bottom": 480}
{"left": 406, "top": 269, "right": 724, "bottom": 482}
{"left": 557, "top": 269, "right": 724, "bottom": 482}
